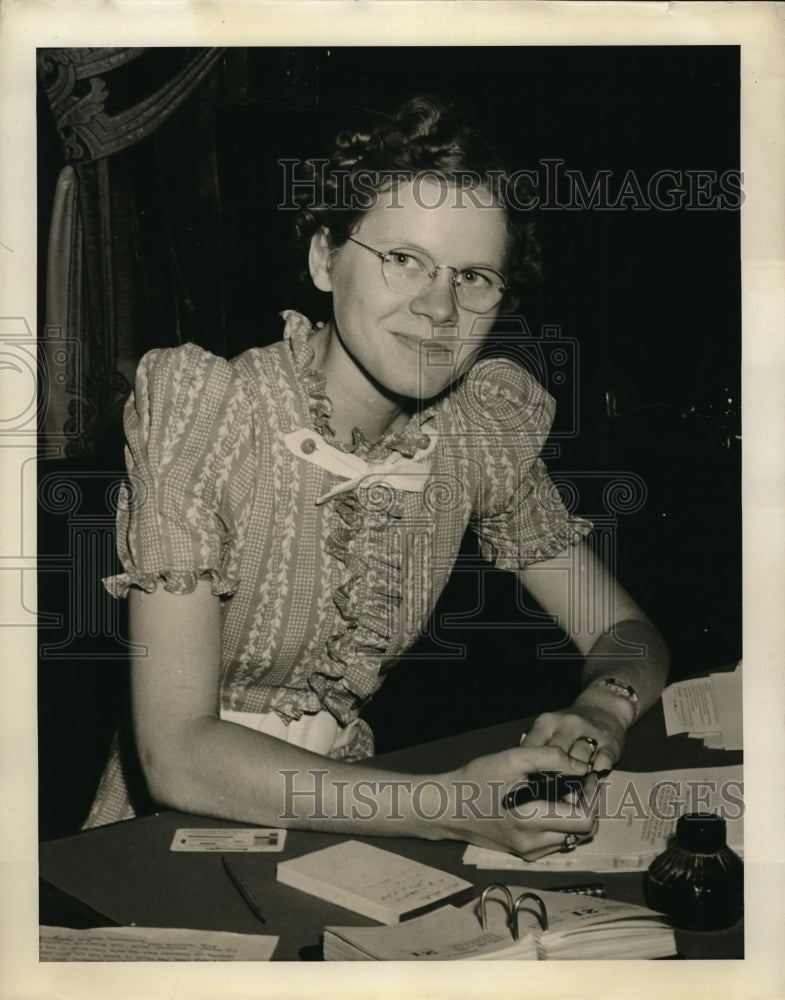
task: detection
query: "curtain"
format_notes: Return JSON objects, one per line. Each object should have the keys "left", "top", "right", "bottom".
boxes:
{"left": 37, "top": 47, "right": 226, "bottom": 457}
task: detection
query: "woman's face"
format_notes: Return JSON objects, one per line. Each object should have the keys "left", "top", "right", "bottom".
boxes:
{"left": 312, "top": 178, "right": 511, "bottom": 402}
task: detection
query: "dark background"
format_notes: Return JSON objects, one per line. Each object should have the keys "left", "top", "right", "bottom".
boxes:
{"left": 38, "top": 46, "right": 741, "bottom": 839}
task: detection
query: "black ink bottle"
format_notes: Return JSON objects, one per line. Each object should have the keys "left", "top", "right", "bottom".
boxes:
{"left": 645, "top": 812, "right": 743, "bottom": 931}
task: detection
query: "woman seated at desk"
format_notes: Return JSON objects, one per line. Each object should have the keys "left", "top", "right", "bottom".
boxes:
{"left": 87, "top": 95, "right": 669, "bottom": 862}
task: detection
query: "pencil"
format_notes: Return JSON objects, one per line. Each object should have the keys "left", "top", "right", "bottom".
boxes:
{"left": 221, "top": 855, "right": 266, "bottom": 925}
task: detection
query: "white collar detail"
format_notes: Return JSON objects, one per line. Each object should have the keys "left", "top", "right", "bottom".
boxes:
{"left": 283, "top": 427, "right": 438, "bottom": 505}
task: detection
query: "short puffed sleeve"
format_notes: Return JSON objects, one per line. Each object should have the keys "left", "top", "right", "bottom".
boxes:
{"left": 463, "top": 356, "right": 592, "bottom": 570}
{"left": 103, "top": 344, "right": 254, "bottom": 598}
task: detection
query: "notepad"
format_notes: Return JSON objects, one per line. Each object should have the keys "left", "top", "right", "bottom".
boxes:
{"left": 276, "top": 840, "right": 473, "bottom": 924}
{"left": 323, "top": 886, "right": 675, "bottom": 960}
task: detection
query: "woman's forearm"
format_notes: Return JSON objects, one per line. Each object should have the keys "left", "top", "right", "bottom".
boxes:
{"left": 141, "top": 712, "right": 451, "bottom": 840}
{"left": 574, "top": 617, "right": 670, "bottom": 726}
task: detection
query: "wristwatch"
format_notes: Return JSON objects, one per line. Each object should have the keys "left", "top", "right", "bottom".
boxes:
{"left": 587, "top": 677, "right": 640, "bottom": 722}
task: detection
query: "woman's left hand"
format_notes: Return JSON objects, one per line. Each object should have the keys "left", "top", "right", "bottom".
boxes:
{"left": 522, "top": 703, "right": 628, "bottom": 775}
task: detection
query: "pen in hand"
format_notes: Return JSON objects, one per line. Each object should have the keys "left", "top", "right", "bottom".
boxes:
{"left": 221, "top": 855, "right": 266, "bottom": 926}
{"left": 503, "top": 735, "right": 601, "bottom": 810}
{"left": 502, "top": 771, "right": 586, "bottom": 810}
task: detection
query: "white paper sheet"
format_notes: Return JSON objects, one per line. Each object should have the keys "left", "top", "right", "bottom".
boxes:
{"left": 661, "top": 670, "right": 742, "bottom": 750}
{"left": 662, "top": 677, "right": 720, "bottom": 735}
{"left": 39, "top": 925, "right": 279, "bottom": 962}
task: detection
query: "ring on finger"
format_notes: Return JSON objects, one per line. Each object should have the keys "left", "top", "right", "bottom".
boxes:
{"left": 561, "top": 832, "right": 579, "bottom": 853}
{"left": 568, "top": 736, "right": 599, "bottom": 766}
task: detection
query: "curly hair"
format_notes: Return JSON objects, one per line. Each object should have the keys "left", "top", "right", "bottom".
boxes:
{"left": 293, "top": 95, "right": 542, "bottom": 310}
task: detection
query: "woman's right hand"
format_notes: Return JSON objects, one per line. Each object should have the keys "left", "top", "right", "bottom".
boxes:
{"left": 432, "top": 746, "right": 599, "bottom": 861}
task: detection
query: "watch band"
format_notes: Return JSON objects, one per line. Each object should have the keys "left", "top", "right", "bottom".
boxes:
{"left": 587, "top": 677, "right": 640, "bottom": 722}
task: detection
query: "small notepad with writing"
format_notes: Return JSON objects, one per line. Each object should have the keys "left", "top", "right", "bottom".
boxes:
{"left": 276, "top": 840, "right": 473, "bottom": 924}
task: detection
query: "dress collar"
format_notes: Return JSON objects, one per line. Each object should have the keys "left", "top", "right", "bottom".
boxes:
{"left": 280, "top": 310, "right": 437, "bottom": 463}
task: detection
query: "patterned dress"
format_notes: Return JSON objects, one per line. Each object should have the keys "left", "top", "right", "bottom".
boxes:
{"left": 86, "top": 310, "right": 590, "bottom": 826}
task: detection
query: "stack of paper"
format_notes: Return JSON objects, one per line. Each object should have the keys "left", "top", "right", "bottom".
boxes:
{"left": 277, "top": 840, "right": 473, "bottom": 923}
{"left": 661, "top": 664, "right": 742, "bottom": 750}
{"left": 463, "top": 765, "right": 743, "bottom": 872}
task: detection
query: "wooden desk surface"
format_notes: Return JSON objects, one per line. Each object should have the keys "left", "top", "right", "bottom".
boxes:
{"left": 39, "top": 697, "right": 743, "bottom": 960}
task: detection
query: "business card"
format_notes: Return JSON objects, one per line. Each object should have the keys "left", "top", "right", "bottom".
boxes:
{"left": 170, "top": 828, "right": 287, "bottom": 852}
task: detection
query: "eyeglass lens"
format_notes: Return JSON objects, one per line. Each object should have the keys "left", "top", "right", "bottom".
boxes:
{"left": 381, "top": 249, "right": 504, "bottom": 312}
